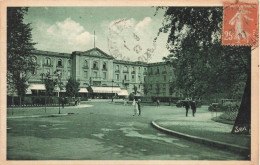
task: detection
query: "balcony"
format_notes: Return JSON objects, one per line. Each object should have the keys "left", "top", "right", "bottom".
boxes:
{"left": 92, "top": 67, "right": 99, "bottom": 70}
{"left": 123, "top": 70, "right": 129, "bottom": 73}
{"left": 115, "top": 70, "right": 120, "bottom": 73}
{"left": 102, "top": 68, "right": 107, "bottom": 71}
{"left": 143, "top": 71, "right": 148, "bottom": 75}
{"left": 162, "top": 71, "right": 167, "bottom": 74}
{"left": 91, "top": 77, "right": 102, "bottom": 81}
{"left": 131, "top": 71, "right": 135, "bottom": 74}
{"left": 56, "top": 65, "right": 64, "bottom": 68}
{"left": 82, "top": 66, "right": 89, "bottom": 69}
{"left": 43, "top": 64, "right": 53, "bottom": 67}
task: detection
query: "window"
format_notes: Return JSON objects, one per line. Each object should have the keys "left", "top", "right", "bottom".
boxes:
{"left": 57, "top": 59, "right": 62, "bottom": 66}
{"left": 45, "top": 58, "right": 51, "bottom": 65}
{"left": 116, "top": 65, "right": 119, "bottom": 71}
{"left": 93, "top": 61, "right": 98, "bottom": 69}
{"left": 84, "top": 60, "right": 88, "bottom": 67}
{"left": 84, "top": 71, "right": 88, "bottom": 78}
{"left": 164, "top": 75, "right": 166, "bottom": 81}
{"left": 124, "top": 75, "right": 127, "bottom": 80}
{"left": 68, "top": 60, "right": 71, "bottom": 67}
{"left": 132, "top": 75, "right": 135, "bottom": 82}
{"left": 116, "top": 74, "right": 119, "bottom": 80}
{"left": 103, "top": 62, "right": 107, "bottom": 70}
{"left": 139, "top": 67, "right": 141, "bottom": 72}
{"left": 103, "top": 72, "right": 106, "bottom": 79}
{"left": 138, "top": 75, "right": 141, "bottom": 81}
{"left": 68, "top": 70, "right": 71, "bottom": 78}
{"left": 157, "top": 67, "right": 160, "bottom": 74}
{"left": 93, "top": 71, "right": 97, "bottom": 78}
{"left": 123, "top": 66, "right": 128, "bottom": 72}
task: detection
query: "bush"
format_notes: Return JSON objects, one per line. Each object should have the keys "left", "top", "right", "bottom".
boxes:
{"left": 128, "top": 93, "right": 134, "bottom": 101}
{"left": 23, "top": 97, "right": 32, "bottom": 105}
{"left": 219, "top": 105, "right": 239, "bottom": 121}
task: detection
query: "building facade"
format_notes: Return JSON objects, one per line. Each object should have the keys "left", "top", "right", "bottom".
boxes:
{"left": 27, "top": 47, "right": 179, "bottom": 98}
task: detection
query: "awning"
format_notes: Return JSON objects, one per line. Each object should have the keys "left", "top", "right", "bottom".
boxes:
{"left": 79, "top": 88, "right": 88, "bottom": 93}
{"left": 29, "top": 84, "right": 46, "bottom": 90}
{"left": 91, "top": 86, "right": 121, "bottom": 94}
{"left": 118, "top": 90, "right": 129, "bottom": 96}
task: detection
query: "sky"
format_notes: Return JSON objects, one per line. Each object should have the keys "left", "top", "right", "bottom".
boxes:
{"left": 23, "top": 7, "right": 170, "bottom": 62}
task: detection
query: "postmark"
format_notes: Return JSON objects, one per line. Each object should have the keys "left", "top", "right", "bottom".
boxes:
{"left": 222, "top": 2, "right": 258, "bottom": 46}
{"left": 107, "top": 18, "right": 156, "bottom": 62}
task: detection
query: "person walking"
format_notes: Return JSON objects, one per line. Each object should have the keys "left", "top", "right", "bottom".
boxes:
{"left": 132, "top": 99, "right": 138, "bottom": 116}
{"left": 123, "top": 98, "right": 127, "bottom": 106}
{"left": 183, "top": 100, "right": 190, "bottom": 117}
{"left": 137, "top": 99, "right": 141, "bottom": 116}
{"left": 190, "top": 100, "right": 197, "bottom": 117}
{"left": 156, "top": 99, "right": 160, "bottom": 107}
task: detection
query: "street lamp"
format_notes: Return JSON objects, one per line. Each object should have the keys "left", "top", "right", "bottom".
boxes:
{"left": 40, "top": 73, "right": 47, "bottom": 113}
{"left": 112, "top": 79, "right": 114, "bottom": 102}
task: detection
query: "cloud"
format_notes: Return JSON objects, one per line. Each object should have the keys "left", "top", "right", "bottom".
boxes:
{"left": 35, "top": 18, "right": 96, "bottom": 52}
{"left": 135, "top": 17, "right": 152, "bottom": 31}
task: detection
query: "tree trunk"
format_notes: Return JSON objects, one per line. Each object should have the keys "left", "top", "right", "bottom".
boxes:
{"left": 231, "top": 54, "right": 251, "bottom": 135}
{"left": 19, "top": 96, "right": 22, "bottom": 107}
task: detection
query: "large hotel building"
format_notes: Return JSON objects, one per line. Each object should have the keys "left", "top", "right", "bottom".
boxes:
{"left": 27, "top": 47, "right": 181, "bottom": 99}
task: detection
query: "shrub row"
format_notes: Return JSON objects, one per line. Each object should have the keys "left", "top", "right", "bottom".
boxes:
{"left": 7, "top": 96, "right": 80, "bottom": 107}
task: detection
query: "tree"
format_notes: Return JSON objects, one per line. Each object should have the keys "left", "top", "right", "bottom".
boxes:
{"left": 143, "top": 82, "right": 150, "bottom": 95}
{"left": 65, "top": 77, "right": 80, "bottom": 98}
{"left": 7, "top": 7, "right": 36, "bottom": 109}
{"left": 157, "top": 7, "right": 250, "bottom": 134}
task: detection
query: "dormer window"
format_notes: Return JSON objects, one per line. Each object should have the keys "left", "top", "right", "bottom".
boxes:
{"left": 116, "top": 65, "right": 119, "bottom": 71}
{"left": 45, "top": 57, "right": 51, "bottom": 65}
{"left": 57, "top": 59, "right": 62, "bottom": 67}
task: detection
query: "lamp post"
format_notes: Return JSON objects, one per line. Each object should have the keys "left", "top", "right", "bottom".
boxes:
{"left": 40, "top": 73, "right": 47, "bottom": 113}
{"left": 112, "top": 79, "right": 114, "bottom": 102}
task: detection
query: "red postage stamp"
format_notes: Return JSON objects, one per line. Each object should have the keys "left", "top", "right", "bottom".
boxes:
{"left": 222, "top": 2, "right": 258, "bottom": 46}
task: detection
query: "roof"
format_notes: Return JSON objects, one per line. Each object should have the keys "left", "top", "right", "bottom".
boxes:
{"left": 73, "top": 47, "right": 114, "bottom": 59}
{"left": 32, "top": 50, "right": 71, "bottom": 58}
{"left": 114, "top": 60, "right": 148, "bottom": 66}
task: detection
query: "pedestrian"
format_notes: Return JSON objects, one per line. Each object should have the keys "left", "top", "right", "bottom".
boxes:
{"left": 137, "top": 99, "right": 141, "bottom": 116}
{"left": 190, "top": 100, "right": 196, "bottom": 117}
{"left": 123, "top": 98, "right": 127, "bottom": 106}
{"left": 132, "top": 99, "right": 138, "bottom": 116}
{"left": 156, "top": 99, "right": 160, "bottom": 107}
{"left": 183, "top": 100, "right": 190, "bottom": 117}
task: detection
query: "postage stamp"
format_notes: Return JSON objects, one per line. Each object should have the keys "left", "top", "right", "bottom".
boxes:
{"left": 222, "top": 2, "right": 258, "bottom": 46}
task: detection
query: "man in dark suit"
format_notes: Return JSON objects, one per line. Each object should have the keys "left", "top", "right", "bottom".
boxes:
{"left": 190, "top": 100, "right": 196, "bottom": 117}
{"left": 137, "top": 99, "right": 141, "bottom": 116}
{"left": 183, "top": 100, "right": 190, "bottom": 117}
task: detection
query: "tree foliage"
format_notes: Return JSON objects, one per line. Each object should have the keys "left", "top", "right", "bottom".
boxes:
{"left": 157, "top": 7, "right": 251, "bottom": 134}
{"left": 44, "top": 76, "right": 57, "bottom": 96}
{"left": 65, "top": 77, "right": 80, "bottom": 97}
{"left": 7, "top": 7, "right": 36, "bottom": 96}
